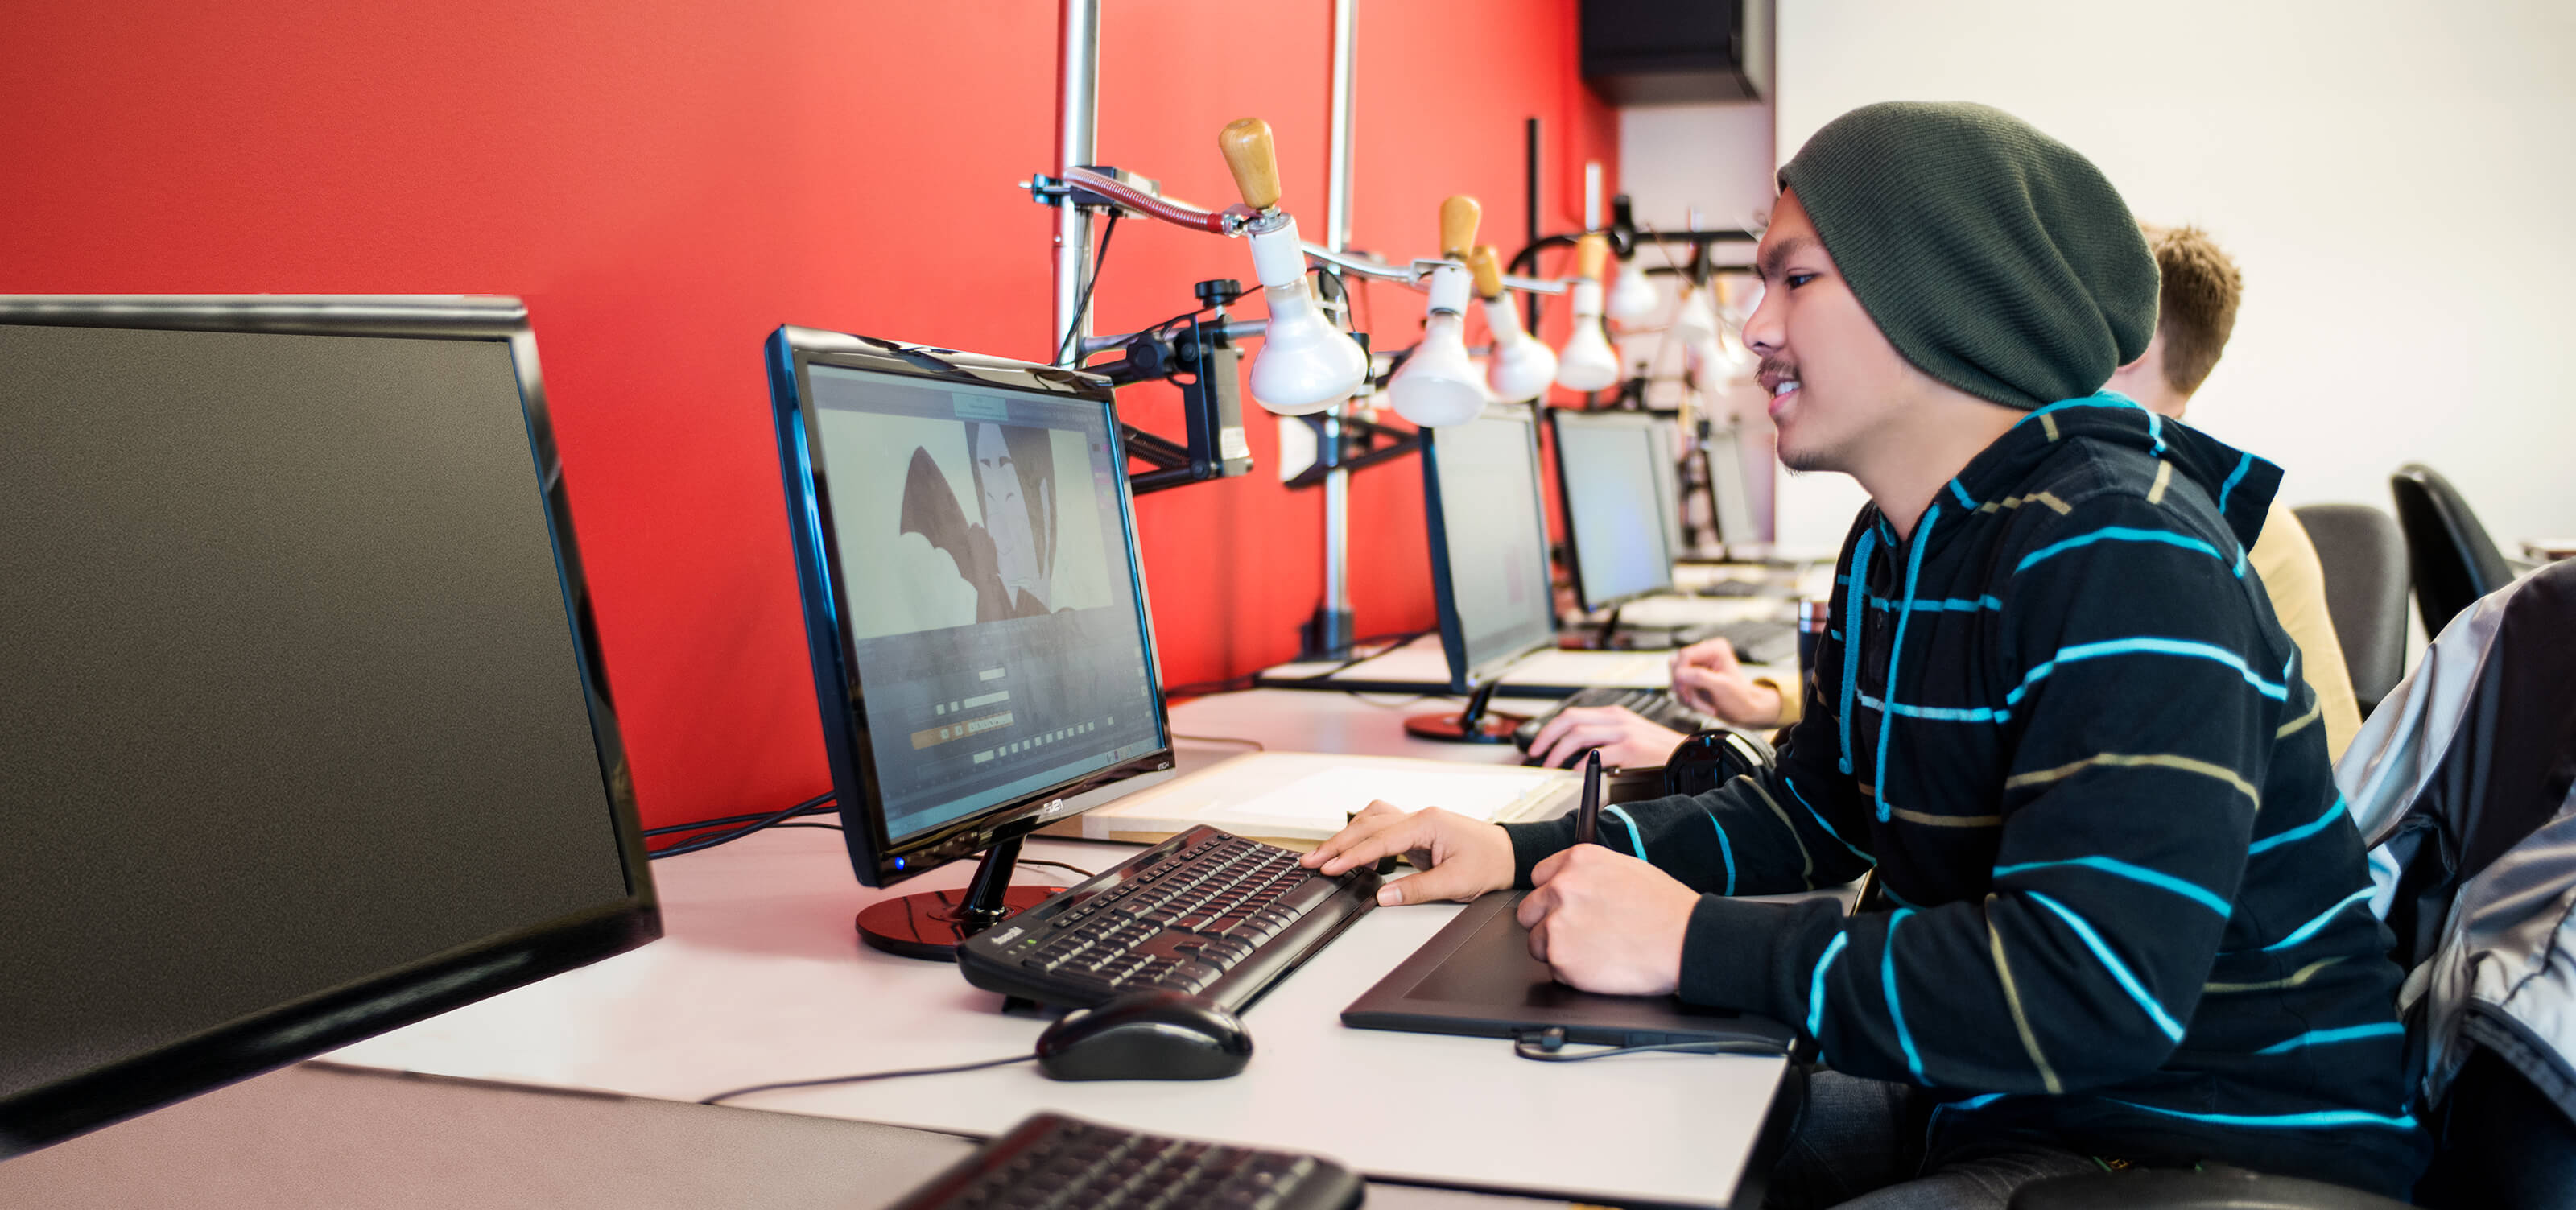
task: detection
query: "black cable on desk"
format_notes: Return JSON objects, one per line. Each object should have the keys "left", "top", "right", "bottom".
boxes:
{"left": 700, "top": 1054, "right": 1040, "bottom": 1105}
{"left": 1512, "top": 1027, "right": 1787, "bottom": 1063}
{"left": 646, "top": 792, "right": 836, "bottom": 860}
{"left": 1016, "top": 858, "right": 1098, "bottom": 881}
{"left": 1173, "top": 733, "right": 1265, "bottom": 751}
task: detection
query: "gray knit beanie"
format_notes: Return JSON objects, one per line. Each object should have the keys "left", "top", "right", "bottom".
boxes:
{"left": 1776, "top": 101, "right": 2158, "bottom": 411}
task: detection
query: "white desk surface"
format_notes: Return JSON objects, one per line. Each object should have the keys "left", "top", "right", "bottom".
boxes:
{"left": 316, "top": 692, "right": 1790, "bottom": 1208}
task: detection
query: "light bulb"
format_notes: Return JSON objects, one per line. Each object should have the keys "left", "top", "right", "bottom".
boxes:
{"left": 1241, "top": 214, "right": 1368, "bottom": 415}
{"left": 1483, "top": 296, "right": 1556, "bottom": 403}
{"left": 1387, "top": 264, "right": 1487, "bottom": 427}
{"left": 1672, "top": 285, "right": 1721, "bottom": 345}
{"left": 1605, "top": 259, "right": 1662, "bottom": 326}
{"left": 1554, "top": 279, "right": 1620, "bottom": 393}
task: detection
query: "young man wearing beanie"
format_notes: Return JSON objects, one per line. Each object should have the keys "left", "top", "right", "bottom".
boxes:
{"left": 1529, "top": 225, "right": 2367, "bottom": 770}
{"left": 1308, "top": 102, "right": 2421, "bottom": 1206}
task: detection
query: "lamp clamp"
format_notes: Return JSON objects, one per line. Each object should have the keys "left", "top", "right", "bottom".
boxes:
{"left": 1085, "top": 282, "right": 1256, "bottom": 495}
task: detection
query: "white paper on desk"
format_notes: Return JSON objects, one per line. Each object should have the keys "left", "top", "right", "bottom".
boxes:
{"left": 1077, "top": 751, "right": 1574, "bottom": 844}
{"left": 1501, "top": 647, "right": 1672, "bottom": 688}
{"left": 1608, "top": 594, "right": 1791, "bottom": 629}
{"left": 1324, "top": 641, "right": 1451, "bottom": 686}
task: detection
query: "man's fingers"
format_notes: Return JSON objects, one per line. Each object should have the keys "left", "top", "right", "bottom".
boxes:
{"left": 1515, "top": 880, "right": 1555, "bottom": 927}
{"left": 1305, "top": 800, "right": 1410, "bottom": 872}
{"left": 1377, "top": 857, "right": 1493, "bottom": 906}
{"left": 1529, "top": 706, "right": 1619, "bottom": 760}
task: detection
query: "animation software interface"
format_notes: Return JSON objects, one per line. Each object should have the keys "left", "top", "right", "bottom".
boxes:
{"left": 807, "top": 365, "right": 1166, "bottom": 840}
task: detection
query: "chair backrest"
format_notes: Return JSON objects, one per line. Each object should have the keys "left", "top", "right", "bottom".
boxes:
{"left": 2337, "top": 561, "right": 2576, "bottom": 1205}
{"left": 2389, "top": 464, "right": 2516, "bottom": 637}
{"left": 2293, "top": 503, "right": 2410, "bottom": 715}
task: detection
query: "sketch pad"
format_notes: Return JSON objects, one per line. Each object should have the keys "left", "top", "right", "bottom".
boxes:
{"left": 1055, "top": 750, "right": 1575, "bottom": 849}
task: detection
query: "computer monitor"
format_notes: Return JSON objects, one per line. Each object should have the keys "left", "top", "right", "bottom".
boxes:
{"left": 1410, "top": 405, "right": 1557, "bottom": 740}
{"left": 1547, "top": 409, "right": 1679, "bottom": 614}
{"left": 1703, "top": 423, "right": 1761, "bottom": 548}
{"left": 1641, "top": 415, "right": 1689, "bottom": 560}
{"left": 764, "top": 326, "right": 1173, "bottom": 958}
{"left": 0, "top": 295, "right": 656, "bottom": 1157}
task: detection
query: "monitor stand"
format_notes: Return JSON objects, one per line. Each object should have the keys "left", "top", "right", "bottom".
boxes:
{"left": 1403, "top": 680, "right": 1524, "bottom": 744}
{"left": 855, "top": 835, "right": 1065, "bottom": 961}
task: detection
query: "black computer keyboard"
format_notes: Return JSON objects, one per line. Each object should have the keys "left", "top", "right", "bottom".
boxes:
{"left": 886, "top": 1113, "right": 1364, "bottom": 1210}
{"left": 956, "top": 827, "right": 1381, "bottom": 1012}
{"left": 1680, "top": 619, "right": 1798, "bottom": 664}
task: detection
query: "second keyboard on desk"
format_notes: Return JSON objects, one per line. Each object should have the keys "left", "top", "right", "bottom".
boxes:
{"left": 958, "top": 827, "right": 1382, "bottom": 1012}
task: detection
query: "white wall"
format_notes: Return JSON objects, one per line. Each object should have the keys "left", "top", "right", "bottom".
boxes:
{"left": 1758, "top": 0, "right": 2576, "bottom": 554}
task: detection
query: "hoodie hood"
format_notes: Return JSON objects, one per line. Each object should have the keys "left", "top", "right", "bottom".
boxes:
{"left": 1936, "top": 392, "right": 2281, "bottom": 554}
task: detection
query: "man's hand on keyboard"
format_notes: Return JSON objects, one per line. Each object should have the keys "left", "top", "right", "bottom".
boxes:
{"left": 1519, "top": 843, "right": 1696, "bottom": 997}
{"left": 1528, "top": 706, "right": 1689, "bottom": 770}
{"left": 1669, "top": 638, "right": 1788, "bottom": 727}
{"left": 1302, "top": 800, "right": 1513, "bottom": 906}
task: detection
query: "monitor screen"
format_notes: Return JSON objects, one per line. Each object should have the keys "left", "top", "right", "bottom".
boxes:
{"left": 1642, "top": 417, "right": 1687, "bottom": 559}
{"left": 769, "top": 330, "right": 1171, "bottom": 886}
{"left": 0, "top": 296, "right": 654, "bottom": 1155}
{"left": 1704, "top": 423, "right": 1759, "bottom": 547}
{"left": 1550, "top": 411, "right": 1678, "bottom": 611}
{"left": 1422, "top": 407, "right": 1556, "bottom": 690}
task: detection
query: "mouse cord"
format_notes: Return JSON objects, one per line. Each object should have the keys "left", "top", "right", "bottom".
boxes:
{"left": 1511, "top": 1027, "right": 1787, "bottom": 1063}
{"left": 700, "top": 1054, "right": 1039, "bottom": 1106}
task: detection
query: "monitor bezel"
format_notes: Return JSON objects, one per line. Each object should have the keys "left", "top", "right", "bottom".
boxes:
{"left": 765, "top": 325, "right": 1175, "bottom": 890}
{"left": 1421, "top": 403, "right": 1560, "bottom": 694}
{"left": 0, "top": 295, "right": 659, "bottom": 1157}
{"left": 1545, "top": 407, "right": 1681, "bottom": 615}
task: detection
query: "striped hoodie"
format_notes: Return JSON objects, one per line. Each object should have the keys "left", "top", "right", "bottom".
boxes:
{"left": 1502, "top": 395, "right": 2426, "bottom": 1196}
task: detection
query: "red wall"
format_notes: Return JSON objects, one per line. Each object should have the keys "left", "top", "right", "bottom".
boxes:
{"left": 2, "top": 0, "right": 1615, "bottom": 828}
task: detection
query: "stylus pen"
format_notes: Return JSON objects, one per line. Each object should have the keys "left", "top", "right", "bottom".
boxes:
{"left": 1575, "top": 750, "right": 1603, "bottom": 846}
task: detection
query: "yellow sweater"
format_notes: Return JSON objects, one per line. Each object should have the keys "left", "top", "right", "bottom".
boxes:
{"left": 2248, "top": 499, "right": 2362, "bottom": 762}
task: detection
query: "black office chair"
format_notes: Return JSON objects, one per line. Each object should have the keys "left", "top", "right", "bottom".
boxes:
{"left": 2388, "top": 464, "right": 2516, "bottom": 638}
{"left": 2293, "top": 503, "right": 2409, "bottom": 716}
{"left": 2012, "top": 561, "right": 2576, "bottom": 1210}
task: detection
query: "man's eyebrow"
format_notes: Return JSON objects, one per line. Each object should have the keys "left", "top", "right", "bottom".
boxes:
{"left": 1756, "top": 234, "right": 1818, "bottom": 283}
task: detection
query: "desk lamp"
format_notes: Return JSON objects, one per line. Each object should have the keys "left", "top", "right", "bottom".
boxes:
{"left": 1385, "top": 195, "right": 1492, "bottom": 427}
{"left": 1604, "top": 249, "right": 1664, "bottom": 327}
{"left": 1472, "top": 246, "right": 1556, "bottom": 403}
{"left": 1220, "top": 118, "right": 1370, "bottom": 415}
{"left": 1554, "top": 233, "right": 1621, "bottom": 393}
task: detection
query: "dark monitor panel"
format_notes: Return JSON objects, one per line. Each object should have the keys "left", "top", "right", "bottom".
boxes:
{"left": 766, "top": 328, "right": 1173, "bottom": 889}
{"left": 1422, "top": 406, "right": 1557, "bottom": 692}
{"left": 1550, "top": 410, "right": 1679, "bottom": 612}
{"left": 0, "top": 297, "right": 655, "bottom": 1156}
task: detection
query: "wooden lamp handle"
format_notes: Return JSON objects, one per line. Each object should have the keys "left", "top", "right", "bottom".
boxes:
{"left": 1466, "top": 246, "right": 1505, "bottom": 299}
{"left": 1440, "top": 195, "right": 1481, "bottom": 259}
{"left": 1218, "top": 118, "right": 1282, "bottom": 211}
{"left": 1576, "top": 232, "right": 1609, "bottom": 280}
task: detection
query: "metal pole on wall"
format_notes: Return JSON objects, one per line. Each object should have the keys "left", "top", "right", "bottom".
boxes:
{"left": 1314, "top": 0, "right": 1359, "bottom": 655}
{"left": 1053, "top": 0, "right": 1100, "bottom": 365}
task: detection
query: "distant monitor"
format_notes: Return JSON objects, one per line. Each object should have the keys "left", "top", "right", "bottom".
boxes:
{"left": 764, "top": 327, "right": 1173, "bottom": 958}
{"left": 1416, "top": 406, "right": 1557, "bottom": 737}
{"left": 0, "top": 296, "right": 656, "bottom": 1157}
{"left": 1548, "top": 409, "right": 1679, "bottom": 613}
{"left": 1703, "top": 423, "right": 1762, "bottom": 548}
{"left": 1641, "top": 416, "right": 1688, "bottom": 560}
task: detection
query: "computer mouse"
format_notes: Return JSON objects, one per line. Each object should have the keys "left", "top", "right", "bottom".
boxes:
{"left": 1035, "top": 990, "right": 1252, "bottom": 1081}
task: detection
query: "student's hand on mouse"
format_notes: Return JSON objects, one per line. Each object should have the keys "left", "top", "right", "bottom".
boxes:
{"left": 1517, "top": 844, "right": 1697, "bottom": 997}
{"left": 1302, "top": 800, "right": 1513, "bottom": 906}
{"left": 1668, "top": 639, "right": 1787, "bottom": 727}
{"left": 1527, "top": 706, "right": 1686, "bottom": 770}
